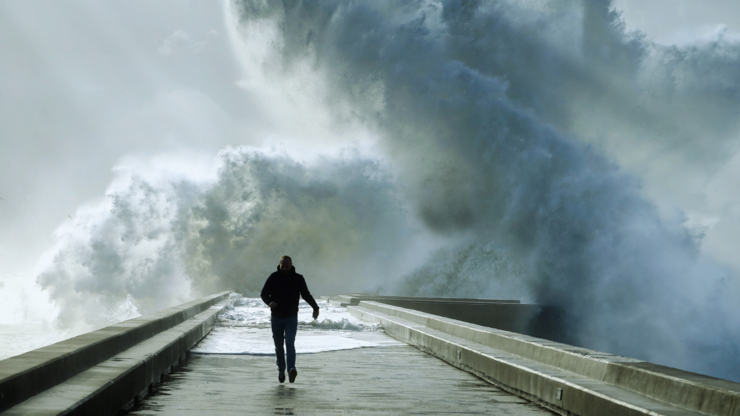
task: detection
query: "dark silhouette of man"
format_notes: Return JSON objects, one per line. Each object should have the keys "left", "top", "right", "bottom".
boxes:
{"left": 260, "top": 255, "right": 320, "bottom": 383}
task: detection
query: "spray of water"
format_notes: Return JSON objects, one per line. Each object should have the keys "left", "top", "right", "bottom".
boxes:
{"left": 36, "top": 0, "right": 740, "bottom": 381}
{"left": 37, "top": 148, "right": 418, "bottom": 333}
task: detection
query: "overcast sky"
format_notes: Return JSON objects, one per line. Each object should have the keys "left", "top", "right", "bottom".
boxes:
{"left": 1, "top": 0, "right": 739, "bottom": 276}
{"left": 614, "top": 0, "right": 740, "bottom": 43}
{"left": 0, "top": 0, "right": 269, "bottom": 275}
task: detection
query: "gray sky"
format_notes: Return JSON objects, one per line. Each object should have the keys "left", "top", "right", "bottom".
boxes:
{"left": 1, "top": 0, "right": 738, "bottom": 276}
{"left": 613, "top": 0, "right": 740, "bottom": 43}
{"left": 0, "top": 0, "right": 267, "bottom": 274}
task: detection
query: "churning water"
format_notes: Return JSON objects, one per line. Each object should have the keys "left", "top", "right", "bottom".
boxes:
{"left": 190, "top": 296, "right": 398, "bottom": 355}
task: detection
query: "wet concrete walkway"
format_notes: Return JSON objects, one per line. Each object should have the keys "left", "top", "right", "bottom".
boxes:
{"left": 129, "top": 339, "right": 555, "bottom": 415}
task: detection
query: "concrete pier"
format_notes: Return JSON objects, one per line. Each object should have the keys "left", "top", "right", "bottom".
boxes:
{"left": 129, "top": 343, "right": 555, "bottom": 415}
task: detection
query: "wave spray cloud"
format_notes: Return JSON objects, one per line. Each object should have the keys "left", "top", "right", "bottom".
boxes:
{"left": 33, "top": 0, "right": 740, "bottom": 382}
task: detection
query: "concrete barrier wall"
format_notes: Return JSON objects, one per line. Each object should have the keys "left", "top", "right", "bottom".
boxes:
{"left": 335, "top": 294, "right": 566, "bottom": 342}
{"left": 0, "top": 291, "right": 232, "bottom": 415}
{"left": 335, "top": 294, "right": 521, "bottom": 305}
{"left": 349, "top": 300, "right": 740, "bottom": 416}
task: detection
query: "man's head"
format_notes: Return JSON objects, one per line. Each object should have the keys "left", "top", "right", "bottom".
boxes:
{"left": 279, "top": 255, "right": 292, "bottom": 273}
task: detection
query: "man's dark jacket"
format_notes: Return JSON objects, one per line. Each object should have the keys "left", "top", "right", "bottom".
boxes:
{"left": 260, "top": 266, "right": 319, "bottom": 318}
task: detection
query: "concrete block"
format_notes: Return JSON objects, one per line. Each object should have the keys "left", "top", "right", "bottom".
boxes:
{"left": 3, "top": 298, "right": 230, "bottom": 416}
{"left": 332, "top": 295, "right": 567, "bottom": 342}
{"left": 0, "top": 291, "right": 231, "bottom": 413}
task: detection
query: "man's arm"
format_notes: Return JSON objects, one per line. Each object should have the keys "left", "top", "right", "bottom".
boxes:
{"left": 298, "top": 276, "right": 320, "bottom": 319}
{"left": 260, "top": 275, "right": 274, "bottom": 306}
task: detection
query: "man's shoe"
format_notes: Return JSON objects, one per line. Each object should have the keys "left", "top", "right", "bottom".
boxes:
{"left": 289, "top": 368, "right": 298, "bottom": 383}
{"left": 278, "top": 372, "right": 286, "bottom": 383}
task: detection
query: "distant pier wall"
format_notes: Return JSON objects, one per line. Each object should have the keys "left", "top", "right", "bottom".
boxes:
{"left": 0, "top": 291, "right": 232, "bottom": 415}
{"left": 335, "top": 294, "right": 567, "bottom": 342}
{"left": 346, "top": 297, "right": 740, "bottom": 416}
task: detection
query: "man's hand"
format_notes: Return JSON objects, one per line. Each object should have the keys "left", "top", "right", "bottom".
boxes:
{"left": 312, "top": 307, "right": 319, "bottom": 320}
{"left": 269, "top": 301, "right": 277, "bottom": 309}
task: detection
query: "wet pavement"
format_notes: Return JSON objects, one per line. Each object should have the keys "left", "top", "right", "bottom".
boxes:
{"left": 128, "top": 339, "right": 555, "bottom": 415}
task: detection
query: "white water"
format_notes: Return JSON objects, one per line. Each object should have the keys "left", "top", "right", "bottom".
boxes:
{"left": 190, "top": 296, "right": 400, "bottom": 355}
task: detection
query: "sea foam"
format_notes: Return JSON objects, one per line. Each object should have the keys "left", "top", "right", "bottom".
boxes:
{"left": 190, "top": 296, "right": 392, "bottom": 355}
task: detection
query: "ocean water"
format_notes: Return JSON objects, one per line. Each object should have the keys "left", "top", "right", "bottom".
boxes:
{"left": 0, "top": 324, "right": 68, "bottom": 361}
{"left": 191, "top": 297, "right": 401, "bottom": 355}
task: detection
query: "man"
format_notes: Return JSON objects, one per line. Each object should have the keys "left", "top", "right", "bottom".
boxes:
{"left": 260, "top": 255, "right": 320, "bottom": 383}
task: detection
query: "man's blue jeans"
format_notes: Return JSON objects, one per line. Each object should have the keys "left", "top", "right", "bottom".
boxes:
{"left": 271, "top": 315, "right": 298, "bottom": 373}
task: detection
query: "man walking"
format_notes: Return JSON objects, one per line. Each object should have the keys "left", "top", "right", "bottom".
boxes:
{"left": 260, "top": 255, "right": 320, "bottom": 383}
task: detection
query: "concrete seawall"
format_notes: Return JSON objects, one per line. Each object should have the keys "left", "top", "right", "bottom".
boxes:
{"left": 0, "top": 291, "right": 232, "bottom": 416}
{"left": 336, "top": 294, "right": 567, "bottom": 342}
{"left": 347, "top": 299, "right": 740, "bottom": 416}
